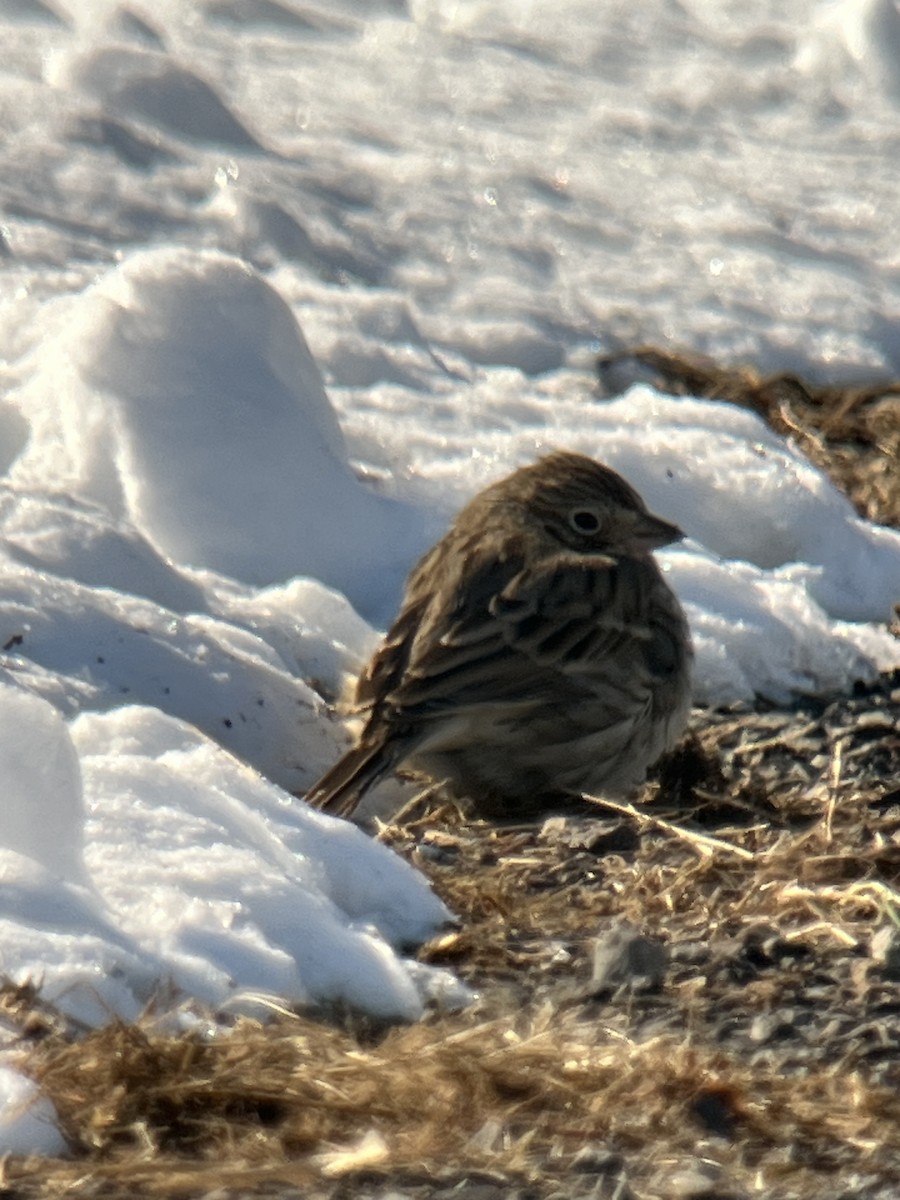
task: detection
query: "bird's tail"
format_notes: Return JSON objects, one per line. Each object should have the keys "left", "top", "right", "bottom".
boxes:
{"left": 303, "top": 738, "right": 395, "bottom": 819}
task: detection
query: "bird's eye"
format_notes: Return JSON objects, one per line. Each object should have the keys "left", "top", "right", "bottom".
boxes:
{"left": 569, "top": 507, "right": 601, "bottom": 534}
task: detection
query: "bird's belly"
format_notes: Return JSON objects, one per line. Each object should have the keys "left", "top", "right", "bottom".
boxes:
{"left": 404, "top": 685, "right": 689, "bottom": 814}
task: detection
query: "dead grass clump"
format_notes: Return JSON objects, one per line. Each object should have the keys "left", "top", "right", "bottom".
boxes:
{"left": 6, "top": 978, "right": 900, "bottom": 1199}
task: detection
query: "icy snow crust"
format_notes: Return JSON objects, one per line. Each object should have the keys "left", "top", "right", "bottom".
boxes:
{"left": 0, "top": 0, "right": 899, "bottom": 1153}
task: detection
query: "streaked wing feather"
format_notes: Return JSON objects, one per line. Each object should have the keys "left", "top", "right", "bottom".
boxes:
{"left": 355, "top": 594, "right": 431, "bottom": 708}
{"left": 490, "top": 554, "right": 652, "bottom": 669}
{"left": 385, "top": 552, "right": 663, "bottom": 714}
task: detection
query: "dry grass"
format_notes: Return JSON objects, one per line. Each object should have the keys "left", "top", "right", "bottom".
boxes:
{"left": 3, "top": 353, "right": 899, "bottom": 1199}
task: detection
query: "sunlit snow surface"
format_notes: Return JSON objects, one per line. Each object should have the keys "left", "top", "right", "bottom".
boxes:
{"left": 1, "top": 0, "right": 900, "bottom": 1154}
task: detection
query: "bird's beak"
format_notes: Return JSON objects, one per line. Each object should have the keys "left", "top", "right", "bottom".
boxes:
{"left": 629, "top": 510, "right": 684, "bottom": 550}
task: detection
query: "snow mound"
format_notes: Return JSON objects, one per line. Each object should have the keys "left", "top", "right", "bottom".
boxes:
{"left": 0, "top": 686, "right": 457, "bottom": 1036}
{"left": 8, "top": 249, "right": 423, "bottom": 616}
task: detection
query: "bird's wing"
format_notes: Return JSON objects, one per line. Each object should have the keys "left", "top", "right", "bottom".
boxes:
{"left": 490, "top": 554, "right": 663, "bottom": 671}
{"left": 355, "top": 590, "right": 433, "bottom": 710}
{"left": 387, "top": 552, "right": 680, "bottom": 712}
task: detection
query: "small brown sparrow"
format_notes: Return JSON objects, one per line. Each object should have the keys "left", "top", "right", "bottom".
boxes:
{"left": 305, "top": 452, "right": 692, "bottom": 819}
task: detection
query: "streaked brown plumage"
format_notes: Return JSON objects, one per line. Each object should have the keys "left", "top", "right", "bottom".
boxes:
{"left": 305, "top": 451, "right": 692, "bottom": 819}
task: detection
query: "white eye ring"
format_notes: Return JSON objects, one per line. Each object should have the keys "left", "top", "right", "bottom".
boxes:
{"left": 569, "top": 507, "right": 601, "bottom": 534}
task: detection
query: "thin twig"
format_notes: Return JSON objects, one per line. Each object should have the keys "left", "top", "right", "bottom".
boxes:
{"left": 580, "top": 794, "right": 756, "bottom": 861}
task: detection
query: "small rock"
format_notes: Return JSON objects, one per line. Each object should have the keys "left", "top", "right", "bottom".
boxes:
{"left": 669, "top": 939, "right": 711, "bottom": 967}
{"left": 540, "top": 815, "right": 569, "bottom": 839}
{"left": 571, "top": 1142, "right": 624, "bottom": 1174}
{"left": 416, "top": 840, "right": 460, "bottom": 865}
{"left": 870, "top": 926, "right": 900, "bottom": 981}
{"left": 668, "top": 1165, "right": 718, "bottom": 1197}
{"left": 590, "top": 921, "right": 668, "bottom": 994}
{"left": 749, "top": 1013, "right": 796, "bottom": 1044}
{"left": 579, "top": 820, "right": 641, "bottom": 855}
{"left": 540, "top": 816, "right": 639, "bottom": 855}
{"left": 666, "top": 1159, "right": 746, "bottom": 1199}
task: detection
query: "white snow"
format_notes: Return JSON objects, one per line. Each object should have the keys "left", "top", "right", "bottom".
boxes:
{"left": 0, "top": 1067, "right": 66, "bottom": 1158}
{"left": 0, "top": 687, "right": 455, "bottom": 1031}
{"left": 9, "top": 250, "right": 424, "bottom": 610}
{"left": 0, "top": 0, "right": 898, "bottom": 1154}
